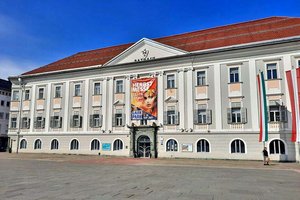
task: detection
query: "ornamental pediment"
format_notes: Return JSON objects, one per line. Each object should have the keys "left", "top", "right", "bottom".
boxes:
{"left": 105, "top": 38, "right": 187, "bottom": 66}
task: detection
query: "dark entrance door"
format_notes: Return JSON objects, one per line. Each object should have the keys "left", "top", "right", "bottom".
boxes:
{"left": 137, "top": 135, "right": 151, "bottom": 158}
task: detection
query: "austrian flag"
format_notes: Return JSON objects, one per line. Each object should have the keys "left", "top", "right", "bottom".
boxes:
{"left": 286, "top": 67, "right": 300, "bottom": 142}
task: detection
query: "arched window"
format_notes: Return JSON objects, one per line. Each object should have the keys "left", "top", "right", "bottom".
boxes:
{"left": 113, "top": 139, "right": 123, "bottom": 151}
{"left": 34, "top": 139, "right": 42, "bottom": 149}
{"left": 166, "top": 139, "right": 178, "bottom": 152}
{"left": 269, "top": 139, "right": 285, "bottom": 154}
{"left": 20, "top": 139, "right": 27, "bottom": 149}
{"left": 70, "top": 139, "right": 79, "bottom": 150}
{"left": 51, "top": 139, "right": 59, "bottom": 150}
{"left": 231, "top": 139, "right": 245, "bottom": 153}
{"left": 91, "top": 139, "right": 100, "bottom": 150}
{"left": 197, "top": 139, "right": 210, "bottom": 152}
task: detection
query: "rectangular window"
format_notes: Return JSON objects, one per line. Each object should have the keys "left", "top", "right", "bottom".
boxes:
{"left": 167, "top": 74, "right": 175, "bottom": 89}
{"left": 94, "top": 82, "right": 101, "bottom": 95}
{"left": 11, "top": 117, "right": 17, "bottom": 128}
{"left": 231, "top": 108, "right": 241, "bottom": 123}
{"left": 38, "top": 88, "right": 44, "bottom": 99}
{"left": 93, "top": 114, "right": 100, "bottom": 127}
{"left": 6, "top": 101, "right": 10, "bottom": 107}
{"left": 1, "top": 100, "right": 4, "bottom": 106}
{"left": 24, "top": 89, "right": 30, "bottom": 100}
{"left": 165, "top": 106, "right": 178, "bottom": 125}
{"left": 74, "top": 84, "right": 81, "bottom": 96}
{"left": 115, "top": 113, "right": 123, "bottom": 126}
{"left": 269, "top": 106, "right": 280, "bottom": 122}
{"left": 197, "top": 71, "right": 206, "bottom": 86}
{"left": 54, "top": 116, "right": 61, "bottom": 128}
{"left": 21, "top": 117, "right": 30, "bottom": 129}
{"left": 115, "top": 80, "right": 123, "bottom": 93}
{"left": 0, "top": 112, "right": 3, "bottom": 119}
{"left": 36, "top": 116, "right": 44, "bottom": 129}
{"left": 55, "top": 86, "right": 62, "bottom": 98}
{"left": 72, "top": 112, "right": 81, "bottom": 128}
{"left": 12, "top": 91, "right": 19, "bottom": 101}
{"left": 197, "top": 104, "right": 207, "bottom": 124}
{"left": 267, "top": 63, "right": 278, "bottom": 80}
{"left": 5, "top": 113, "right": 9, "bottom": 119}
{"left": 229, "top": 68, "right": 239, "bottom": 83}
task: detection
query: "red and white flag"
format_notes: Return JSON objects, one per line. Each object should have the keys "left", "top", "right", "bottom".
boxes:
{"left": 286, "top": 67, "right": 300, "bottom": 142}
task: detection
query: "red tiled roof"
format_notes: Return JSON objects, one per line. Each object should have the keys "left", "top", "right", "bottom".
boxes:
{"left": 23, "top": 16, "right": 300, "bottom": 75}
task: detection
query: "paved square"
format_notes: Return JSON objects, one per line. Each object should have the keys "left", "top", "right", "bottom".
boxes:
{"left": 0, "top": 154, "right": 300, "bottom": 200}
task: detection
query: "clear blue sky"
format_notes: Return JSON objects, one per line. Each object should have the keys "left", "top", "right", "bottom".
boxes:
{"left": 0, "top": 0, "right": 299, "bottom": 80}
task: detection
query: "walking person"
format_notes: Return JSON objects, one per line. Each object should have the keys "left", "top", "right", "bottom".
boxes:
{"left": 263, "top": 147, "right": 269, "bottom": 165}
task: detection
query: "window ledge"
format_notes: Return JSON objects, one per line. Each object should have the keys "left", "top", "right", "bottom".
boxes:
{"left": 165, "top": 87, "right": 177, "bottom": 90}
{"left": 228, "top": 82, "right": 243, "bottom": 84}
{"left": 195, "top": 84, "right": 209, "bottom": 87}
{"left": 265, "top": 78, "right": 282, "bottom": 81}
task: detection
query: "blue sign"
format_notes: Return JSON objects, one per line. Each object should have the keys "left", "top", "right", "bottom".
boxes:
{"left": 102, "top": 143, "right": 111, "bottom": 151}
{"left": 131, "top": 110, "right": 157, "bottom": 120}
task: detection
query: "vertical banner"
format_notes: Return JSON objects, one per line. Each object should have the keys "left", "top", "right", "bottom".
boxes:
{"left": 286, "top": 67, "right": 300, "bottom": 142}
{"left": 131, "top": 78, "right": 157, "bottom": 120}
{"left": 257, "top": 71, "right": 268, "bottom": 142}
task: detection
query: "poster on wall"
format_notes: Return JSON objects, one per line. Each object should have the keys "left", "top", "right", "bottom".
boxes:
{"left": 182, "top": 144, "right": 193, "bottom": 152}
{"left": 131, "top": 77, "right": 157, "bottom": 120}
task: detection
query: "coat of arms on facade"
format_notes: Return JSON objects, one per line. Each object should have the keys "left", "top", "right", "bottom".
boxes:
{"left": 142, "top": 49, "right": 149, "bottom": 58}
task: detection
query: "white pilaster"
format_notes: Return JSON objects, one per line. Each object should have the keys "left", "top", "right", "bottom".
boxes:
{"left": 178, "top": 69, "right": 185, "bottom": 129}
{"left": 186, "top": 68, "right": 194, "bottom": 129}
{"left": 29, "top": 85, "right": 36, "bottom": 132}
{"left": 83, "top": 79, "right": 89, "bottom": 131}
{"left": 283, "top": 54, "right": 292, "bottom": 130}
{"left": 45, "top": 83, "right": 52, "bottom": 133}
{"left": 102, "top": 79, "right": 108, "bottom": 131}
{"left": 157, "top": 72, "right": 164, "bottom": 126}
{"left": 249, "top": 59, "right": 259, "bottom": 130}
{"left": 63, "top": 81, "right": 70, "bottom": 132}
{"left": 107, "top": 77, "right": 113, "bottom": 131}
{"left": 214, "top": 63, "right": 222, "bottom": 130}
{"left": 125, "top": 76, "right": 131, "bottom": 130}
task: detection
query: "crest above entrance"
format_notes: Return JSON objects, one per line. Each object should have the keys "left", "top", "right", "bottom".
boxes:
{"left": 105, "top": 38, "right": 187, "bottom": 66}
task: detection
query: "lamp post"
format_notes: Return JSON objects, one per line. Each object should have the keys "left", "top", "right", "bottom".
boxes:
{"left": 16, "top": 77, "right": 24, "bottom": 154}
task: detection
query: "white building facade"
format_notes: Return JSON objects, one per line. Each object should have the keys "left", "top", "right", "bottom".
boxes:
{"left": 8, "top": 17, "right": 300, "bottom": 161}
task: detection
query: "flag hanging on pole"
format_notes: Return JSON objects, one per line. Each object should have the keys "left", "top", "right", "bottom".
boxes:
{"left": 286, "top": 67, "right": 300, "bottom": 142}
{"left": 257, "top": 71, "right": 268, "bottom": 142}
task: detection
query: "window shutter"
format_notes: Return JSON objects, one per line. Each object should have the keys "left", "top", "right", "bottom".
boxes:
{"left": 175, "top": 112, "right": 180, "bottom": 125}
{"left": 227, "top": 108, "right": 232, "bottom": 124}
{"left": 80, "top": 116, "right": 83, "bottom": 128}
{"left": 99, "top": 114, "right": 103, "bottom": 127}
{"left": 50, "top": 117, "right": 54, "bottom": 128}
{"left": 112, "top": 114, "right": 116, "bottom": 127}
{"left": 122, "top": 113, "right": 126, "bottom": 126}
{"left": 89, "top": 115, "right": 94, "bottom": 128}
{"left": 34, "top": 118, "right": 37, "bottom": 128}
{"left": 241, "top": 108, "right": 247, "bottom": 124}
{"left": 163, "top": 111, "right": 168, "bottom": 125}
{"left": 207, "top": 110, "right": 212, "bottom": 124}
{"left": 267, "top": 107, "right": 271, "bottom": 122}
{"left": 70, "top": 115, "right": 74, "bottom": 128}
{"left": 42, "top": 118, "right": 45, "bottom": 128}
{"left": 280, "top": 106, "right": 287, "bottom": 122}
{"left": 194, "top": 110, "right": 198, "bottom": 124}
{"left": 27, "top": 118, "right": 31, "bottom": 129}
{"left": 21, "top": 118, "right": 24, "bottom": 129}
{"left": 59, "top": 117, "right": 62, "bottom": 128}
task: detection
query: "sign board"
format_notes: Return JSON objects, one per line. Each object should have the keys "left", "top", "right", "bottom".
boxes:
{"left": 102, "top": 143, "right": 111, "bottom": 151}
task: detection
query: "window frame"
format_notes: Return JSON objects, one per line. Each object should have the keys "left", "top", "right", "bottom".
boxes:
{"left": 51, "top": 139, "right": 59, "bottom": 150}
{"left": 38, "top": 88, "right": 45, "bottom": 99}
{"left": 196, "top": 139, "right": 210, "bottom": 153}
{"left": 166, "top": 139, "right": 178, "bottom": 152}
{"left": 269, "top": 139, "right": 286, "bottom": 155}
{"left": 230, "top": 139, "right": 246, "bottom": 154}
{"left": 113, "top": 139, "right": 123, "bottom": 151}
{"left": 115, "top": 79, "right": 124, "bottom": 93}
{"left": 12, "top": 90, "right": 19, "bottom": 101}
{"left": 94, "top": 82, "right": 101, "bottom": 95}
{"left": 20, "top": 139, "right": 27, "bottom": 149}
{"left": 55, "top": 85, "right": 62, "bottom": 98}
{"left": 70, "top": 139, "right": 79, "bottom": 150}
{"left": 266, "top": 62, "right": 278, "bottom": 80}
{"left": 166, "top": 74, "right": 176, "bottom": 89}
{"left": 34, "top": 139, "right": 42, "bottom": 150}
{"left": 74, "top": 84, "right": 81, "bottom": 96}
{"left": 24, "top": 89, "right": 30, "bottom": 100}
{"left": 91, "top": 139, "right": 100, "bottom": 150}
{"left": 196, "top": 71, "right": 206, "bottom": 86}
{"left": 229, "top": 67, "right": 240, "bottom": 83}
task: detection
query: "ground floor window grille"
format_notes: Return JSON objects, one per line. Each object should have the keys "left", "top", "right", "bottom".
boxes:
{"left": 270, "top": 139, "right": 285, "bottom": 154}
{"left": 51, "top": 139, "right": 59, "bottom": 150}
{"left": 113, "top": 139, "right": 123, "bottom": 151}
{"left": 166, "top": 139, "right": 178, "bottom": 152}
{"left": 20, "top": 139, "right": 27, "bottom": 149}
{"left": 70, "top": 139, "right": 79, "bottom": 150}
{"left": 231, "top": 139, "right": 245, "bottom": 153}
{"left": 34, "top": 139, "right": 42, "bottom": 149}
{"left": 91, "top": 139, "right": 100, "bottom": 150}
{"left": 197, "top": 139, "right": 210, "bottom": 152}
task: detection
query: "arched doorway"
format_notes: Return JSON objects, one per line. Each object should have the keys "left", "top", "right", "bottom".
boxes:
{"left": 137, "top": 135, "right": 151, "bottom": 158}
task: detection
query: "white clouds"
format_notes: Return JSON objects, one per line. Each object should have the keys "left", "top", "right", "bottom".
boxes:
{"left": 0, "top": 56, "right": 38, "bottom": 80}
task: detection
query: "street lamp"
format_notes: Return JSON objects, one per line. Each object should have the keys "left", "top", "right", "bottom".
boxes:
{"left": 16, "top": 77, "right": 25, "bottom": 154}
